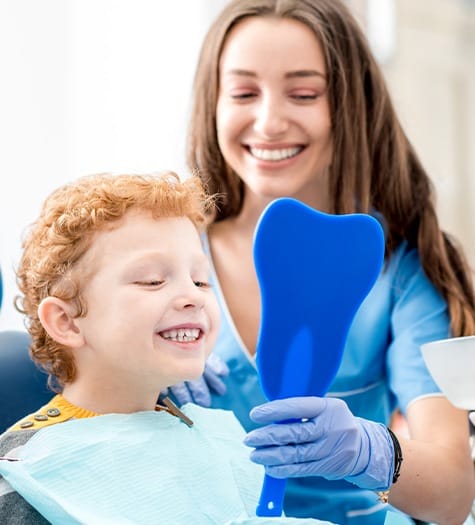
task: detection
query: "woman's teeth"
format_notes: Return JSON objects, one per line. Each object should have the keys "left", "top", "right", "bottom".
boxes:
{"left": 249, "top": 146, "right": 302, "bottom": 161}
{"left": 161, "top": 328, "right": 200, "bottom": 342}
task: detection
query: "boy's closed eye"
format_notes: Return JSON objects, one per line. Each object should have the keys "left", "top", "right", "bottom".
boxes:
{"left": 131, "top": 278, "right": 212, "bottom": 288}
{"left": 194, "top": 280, "right": 212, "bottom": 288}
{"left": 133, "top": 279, "right": 165, "bottom": 287}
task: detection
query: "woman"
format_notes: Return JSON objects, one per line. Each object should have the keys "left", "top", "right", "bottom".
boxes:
{"left": 182, "top": 0, "right": 475, "bottom": 523}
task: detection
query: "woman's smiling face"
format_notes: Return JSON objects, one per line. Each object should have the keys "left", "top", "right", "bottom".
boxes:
{"left": 216, "top": 16, "right": 333, "bottom": 209}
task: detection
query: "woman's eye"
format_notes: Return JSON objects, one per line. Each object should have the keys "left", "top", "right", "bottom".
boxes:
{"left": 291, "top": 93, "right": 319, "bottom": 101}
{"left": 230, "top": 91, "right": 256, "bottom": 100}
{"left": 194, "top": 281, "right": 212, "bottom": 288}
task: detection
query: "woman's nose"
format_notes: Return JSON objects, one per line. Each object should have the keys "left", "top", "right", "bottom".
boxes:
{"left": 253, "top": 94, "right": 289, "bottom": 138}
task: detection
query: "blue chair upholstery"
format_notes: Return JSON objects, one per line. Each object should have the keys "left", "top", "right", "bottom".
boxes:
{"left": 0, "top": 330, "right": 53, "bottom": 433}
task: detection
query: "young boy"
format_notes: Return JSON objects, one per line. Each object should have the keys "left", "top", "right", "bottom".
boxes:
{"left": 0, "top": 172, "right": 329, "bottom": 525}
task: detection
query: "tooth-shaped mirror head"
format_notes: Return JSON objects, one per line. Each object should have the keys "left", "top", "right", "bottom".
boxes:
{"left": 253, "top": 197, "right": 385, "bottom": 401}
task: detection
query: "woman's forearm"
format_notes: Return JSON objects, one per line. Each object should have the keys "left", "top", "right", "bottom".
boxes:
{"left": 389, "top": 401, "right": 474, "bottom": 524}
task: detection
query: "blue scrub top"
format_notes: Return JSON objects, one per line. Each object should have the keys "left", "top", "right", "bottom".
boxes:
{"left": 203, "top": 233, "right": 449, "bottom": 525}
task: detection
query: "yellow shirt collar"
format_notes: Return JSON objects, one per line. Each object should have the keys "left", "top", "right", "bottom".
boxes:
{"left": 9, "top": 394, "right": 98, "bottom": 432}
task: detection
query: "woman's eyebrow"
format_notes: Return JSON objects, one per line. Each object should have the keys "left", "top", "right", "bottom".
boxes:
{"left": 222, "top": 68, "right": 326, "bottom": 79}
{"left": 285, "top": 69, "right": 326, "bottom": 79}
{"left": 223, "top": 68, "right": 256, "bottom": 77}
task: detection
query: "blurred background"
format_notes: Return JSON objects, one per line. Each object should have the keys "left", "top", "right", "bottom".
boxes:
{"left": 0, "top": 0, "right": 474, "bottom": 330}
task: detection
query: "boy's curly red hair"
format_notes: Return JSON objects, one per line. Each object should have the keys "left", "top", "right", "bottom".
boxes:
{"left": 15, "top": 172, "right": 212, "bottom": 389}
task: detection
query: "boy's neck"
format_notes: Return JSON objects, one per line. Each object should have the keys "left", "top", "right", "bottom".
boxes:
{"left": 62, "top": 382, "right": 160, "bottom": 414}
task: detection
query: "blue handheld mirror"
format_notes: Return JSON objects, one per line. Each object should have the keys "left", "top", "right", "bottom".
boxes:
{"left": 253, "top": 198, "right": 385, "bottom": 517}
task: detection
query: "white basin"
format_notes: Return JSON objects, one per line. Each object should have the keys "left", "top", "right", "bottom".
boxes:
{"left": 421, "top": 335, "right": 475, "bottom": 411}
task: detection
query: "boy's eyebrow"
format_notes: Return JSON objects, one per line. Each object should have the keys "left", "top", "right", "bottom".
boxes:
{"left": 223, "top": 68, "right": 326, "bottom": 79}
{"left": 123, "top": 251, "right": 210, "bottom": 270}
{"left": 126, "top": 252, "right": 167, "bottom": 265}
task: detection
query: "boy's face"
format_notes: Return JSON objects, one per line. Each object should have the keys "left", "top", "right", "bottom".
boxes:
{"left": 73, "top": 211, "right": 220, "bottom": 394}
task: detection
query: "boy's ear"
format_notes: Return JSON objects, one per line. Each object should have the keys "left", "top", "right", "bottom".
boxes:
{"left": 38, "top": 297, "right": 85, "bottom": 349}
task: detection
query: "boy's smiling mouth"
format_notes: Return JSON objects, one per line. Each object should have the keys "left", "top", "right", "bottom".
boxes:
{"left": 159, "top": 327, "right": 202, "bottom": 342}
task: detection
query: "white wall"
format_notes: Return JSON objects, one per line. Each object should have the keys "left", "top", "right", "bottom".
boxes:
{"left": 384, "top": 0, "right": 475, "bottom": 268}
{"left": 0, "top": 0, "right": 227, "bottom": 330}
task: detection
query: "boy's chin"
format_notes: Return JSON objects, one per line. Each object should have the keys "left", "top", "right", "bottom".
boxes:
{"left": 180, "top": 365, "right": 207, "bottom": 383}
{"left": 182, "top": 371, "right": 205, "bottom": 383}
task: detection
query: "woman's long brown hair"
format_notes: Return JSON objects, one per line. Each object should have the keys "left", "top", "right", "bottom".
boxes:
{"left": 187, "top": 0, "right": 475, "bottom": 336}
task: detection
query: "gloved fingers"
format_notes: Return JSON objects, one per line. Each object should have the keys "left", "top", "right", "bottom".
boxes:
{"left": 249, "top": 397, "right": 327, "bottom": 425}
{"left": 205, "top": 353, "right": 230, "bottom": 376}
{"left": 186, "top": 377, "right": 212, "bottom": 407}
{"left": 244, "top": 419, "right": 323, "bottom": 447}
{"left": 202, "top": 354, "right": 229, "bottom": 396}
{"left": 158, "top": 388, "right": 169, "bottom": 402}
{"left": 249, "top": 440, "right": 327, "bottom": 467}
{"left": 265, "top": 461, "right": 324, "bottom": 479}
{"left": 253, "top": 445, "right": 356, "bottom": 479}
{"left": 167, "top": 383, "right": 193, "bottom": 406}
{"left": 203, "top": 367, "right": 227, "bottom": 396}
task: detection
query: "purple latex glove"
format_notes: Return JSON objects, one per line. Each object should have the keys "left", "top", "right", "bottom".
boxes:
{"left": 244, "top": 397, "right": 395, "bottom": 491}
{"left": 161, "top": 354, "right": 229, "bottom": 407}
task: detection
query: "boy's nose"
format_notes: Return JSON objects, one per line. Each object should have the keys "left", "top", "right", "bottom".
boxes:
{"left": 173, "top": 285, "right": 205, "bottom": 310}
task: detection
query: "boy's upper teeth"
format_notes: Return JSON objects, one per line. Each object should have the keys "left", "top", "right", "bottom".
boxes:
{"left": 161, "top": 328, "right": 200, "bottom": 341}
{"left": 249, "top": 146, "right": 302, "bottom": 161}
